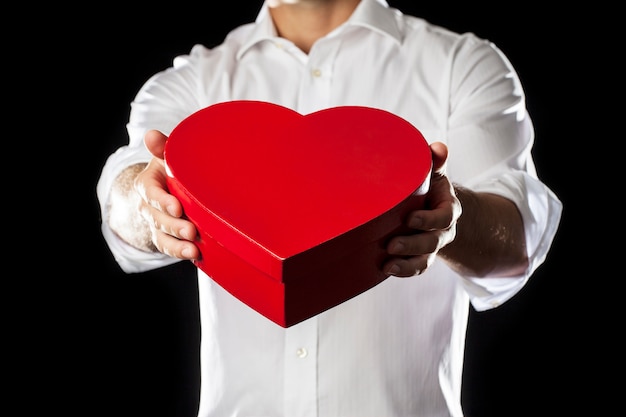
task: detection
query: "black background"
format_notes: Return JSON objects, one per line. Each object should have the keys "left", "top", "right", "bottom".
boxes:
{"left": 42, "top": 1, "right": 600, "bottom": 416}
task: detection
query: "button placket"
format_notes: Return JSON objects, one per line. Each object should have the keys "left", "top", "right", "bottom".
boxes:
{"left": 283, "top": 318, "right": 318, "bottom": 416}
{"left": 296, "top": 38, "right": 341, "bottom": 114}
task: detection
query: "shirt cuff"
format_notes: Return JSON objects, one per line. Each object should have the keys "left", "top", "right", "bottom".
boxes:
{"left": 462, "top": 170, "right": 563, "bottom": 311}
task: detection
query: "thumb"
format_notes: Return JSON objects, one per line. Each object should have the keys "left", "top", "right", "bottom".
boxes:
{"left": 429, "top": 141, "right": 448, "bottom": 174}
{"left": 144, "top": 129, "right": 168, "bottom": 159}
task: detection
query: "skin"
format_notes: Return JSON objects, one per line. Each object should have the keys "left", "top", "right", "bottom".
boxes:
{"left": 267, "top": 0, "right": 360, "bottom": 53}
{"left": 108, "top": 0, "right": 528, "bottom": 279}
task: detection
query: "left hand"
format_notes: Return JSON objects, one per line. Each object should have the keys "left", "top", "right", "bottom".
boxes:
{"left": 383, "top": 142, "right": 461, "bottom": 277}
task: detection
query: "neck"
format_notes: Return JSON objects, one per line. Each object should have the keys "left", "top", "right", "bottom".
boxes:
{"left": 268, "top": 0, "right": 361, "bottom": 53}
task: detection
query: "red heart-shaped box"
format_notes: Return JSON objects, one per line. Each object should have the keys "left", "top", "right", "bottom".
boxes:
{"left": 164, "top": 100, "right": 431, "bottom": 327}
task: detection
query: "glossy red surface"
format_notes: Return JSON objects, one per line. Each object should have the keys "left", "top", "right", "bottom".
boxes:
{"left": 165, "top": 100, "right": 431, "bottom": 327}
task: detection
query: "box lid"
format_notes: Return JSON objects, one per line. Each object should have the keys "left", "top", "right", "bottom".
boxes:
{"left": 164, "top": 100, "right": 431, "bottom": 284}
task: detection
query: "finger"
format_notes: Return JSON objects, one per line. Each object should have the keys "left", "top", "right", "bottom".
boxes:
{"left": 135, "top": 165, "right": 184, "bottom": 218}
{"left": 406, "top": 207, "right": 456, "bottom": 232}
{"left": 153, "top": 229, "right": 201, "bottom": 260}
{"left": 145, "top": 184, "right": 184, "bottom": 218}
{"left": 406, "top": 178, "right": 460, "bottom": 232}
{"left": 387, "top": 231, "right": 439, "bottom": 257}
{"left": 382, "top": 254, "right": 431, "bottom": 277}
{"left": 141, "top": 203, "right": 200, "bottom": 260}
{"left": 140, "top": 203, "right": 197, "bottom": 242}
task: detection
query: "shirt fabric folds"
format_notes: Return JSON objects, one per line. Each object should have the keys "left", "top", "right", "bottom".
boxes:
{"left": 96, "top": 0, "right": 562, "bottom": 415}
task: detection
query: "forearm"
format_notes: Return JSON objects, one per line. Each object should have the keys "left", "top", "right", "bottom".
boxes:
{"left": 439, "top": 186, "right": 528, "bottom": 278}
{"left": 106, "top": 163, "right": 157, "bottom": 253}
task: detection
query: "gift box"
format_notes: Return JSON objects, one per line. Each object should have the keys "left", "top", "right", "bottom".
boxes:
{"left": 164, "top": 100, "right": 431, "bottom": 327}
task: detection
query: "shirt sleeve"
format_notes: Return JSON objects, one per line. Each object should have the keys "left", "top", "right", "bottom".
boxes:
{"left": 96, "top": 143, "right": 181, "bottom": 273}
{"left": 444, "top": 34, "right": 563, "bottom": 310}
{"left": 96, "top": 46, "right": 210, "bottom": 273}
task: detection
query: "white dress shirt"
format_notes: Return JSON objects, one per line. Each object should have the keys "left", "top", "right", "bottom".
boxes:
{"left": 96, "top": 0, "right": 563, "bottom": 415}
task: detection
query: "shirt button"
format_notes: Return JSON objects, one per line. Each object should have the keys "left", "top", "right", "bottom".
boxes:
{"left": 296, "top": 347, "right": 308, "bottom": 358}
{"left": 311, "top": 68, "right": 322, "bottom": 77}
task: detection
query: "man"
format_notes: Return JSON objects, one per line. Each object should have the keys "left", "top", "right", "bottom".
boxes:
{"left": 97, "top": 0, "right": 562, "bottom": 415}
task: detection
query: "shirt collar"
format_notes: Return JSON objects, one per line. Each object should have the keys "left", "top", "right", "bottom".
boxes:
{"left": 237, "top": 0, "right": 401, "bottom": 60}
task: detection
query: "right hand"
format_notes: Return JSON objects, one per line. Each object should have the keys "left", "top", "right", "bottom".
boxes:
{"left": 135, "top": 129, "right": 200, "bottom": 260}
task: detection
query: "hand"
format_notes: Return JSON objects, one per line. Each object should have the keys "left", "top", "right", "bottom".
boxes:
{"left": 383, "top": 142, "right": 461, "bottom": 277}
{"left": 135, "top": 129, "right": 201, "bottom": 260}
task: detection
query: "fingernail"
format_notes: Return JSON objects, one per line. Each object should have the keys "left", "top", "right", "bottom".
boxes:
{"left": 392, "top": 241, "right": 405, "bottom": 253}
{"left": 409, "top": 216, "right": 423, "bottom": 228}
{"left": 387, "top": 264, "right": 400, "bottom": 276}
{"left": 181, "top": 247, "right": 193, "bottom": 258}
